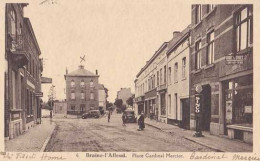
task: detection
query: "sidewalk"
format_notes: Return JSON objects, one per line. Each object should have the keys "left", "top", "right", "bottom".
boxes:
{"left": 5, "top": 118, "right": 55, "bottom": 152}
{"left": 145, "top": 119, "right": 253, "bottom": 152}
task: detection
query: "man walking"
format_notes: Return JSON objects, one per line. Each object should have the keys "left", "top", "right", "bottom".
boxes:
{"left": 108, "top": 111, "right": 111, "bottom": 122}
{"left": 138, "top": 112, "right": 145, "bottom": 131}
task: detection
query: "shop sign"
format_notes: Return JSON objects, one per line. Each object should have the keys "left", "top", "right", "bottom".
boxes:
{"left": 36, "top": 92, "right": 43, "bottom": 97}
{"left": 226, "top": 100, "right": 232, "bottom": 124}
{"left": 244, "top": 106, "right": 252, "bottom": 113}
{"left": 194, "top": 94, "right": 201, "bottom": 115}
{"left": 225, "top": 55, "right": 244, "bottom": 65}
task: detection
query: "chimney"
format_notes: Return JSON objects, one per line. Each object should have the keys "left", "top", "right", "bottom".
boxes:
{"left": 79, "top": 65, "right": 84, "bottom": 69}
{"left": 96, "top": 70, "right": 98, "bottom": 75}
{"left": 173, "top": 31, "right": 181, "bottom": 39}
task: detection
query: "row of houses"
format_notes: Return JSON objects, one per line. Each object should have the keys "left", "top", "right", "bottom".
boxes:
{"left": 4, "top": 4, "right": 50, "bottom": 140}
{"left": 134, "top": 4, "right": 253, "bottom": 144}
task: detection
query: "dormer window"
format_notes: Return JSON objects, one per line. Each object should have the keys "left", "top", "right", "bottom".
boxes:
{"left": 80, "top": 80, "right": 85, "bottom": 87}
{"left": 71, "top": 80, "right": 75, "bottom": 87}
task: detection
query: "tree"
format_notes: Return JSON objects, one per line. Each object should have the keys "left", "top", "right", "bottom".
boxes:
{"left": 114, "top": 99, "right": 123, "bottom": 108}
{"left": 126, "top": 96, "right": 133, "bottom": 107}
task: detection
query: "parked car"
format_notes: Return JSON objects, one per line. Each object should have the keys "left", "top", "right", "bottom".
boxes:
{"left": 82, "top": 110, "right": 101, "bottom": 119}
{"left": 123, "top": 110, "right": 137, "bottom": 123}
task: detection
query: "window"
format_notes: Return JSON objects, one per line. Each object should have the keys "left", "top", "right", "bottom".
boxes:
{"left": 90, "top": 80, "right": 94, "bottom": 87}
{"left": 81, "top": 91, "right": 85, "bottom": 99}
{"left": 10, "top": 10, "right": 16, "bottom": 35}
{"left": 157, "top": 71, "right": 159, "bottom": 87}
{"left": 168, "top": 94, "right": 171, "bottom": 114}
{"left": 71, "top": 80, "right": 75, "bottom": 87}
{"left": 71, "top": 105, "right": 75, "bottom": 111}
{"left": 235, "top": 6, "right": 253, "bottom": 52}
{"left": 195, "top": 5, "right": 202, "bottom": 24}
{"left": 195, "top": 40, "right": 202, "bottom": 70}
{"left": 207, "top": 4, "right": 215, "bottom": 13}
{"left": 80, "top": 80, "right": 85, "bottom": 87}
{"left": 71, "top": 91, "right": 75, "bottom": 100}
{"left": 90, "top": 92, "right": 94, "bottom": 100}
{"left": 164, "top": 65, "right": 166, "bottom": 84}
{"left": 168, "top": 67, "right": 171, "bottom": 84}
{"left": 174, "top": 63, "right": 178, "bottom": 82}
{"left": 12, "top": 70, "right": 16, "bottom": 109}
{"left": 207, "top": 31, "right": 215, "bottom": 65}
{"left": 182, "top": 57, "right": 186, "bottom": 79}
{"left": 159, "top": 69, "right": 162, "bottom": 85}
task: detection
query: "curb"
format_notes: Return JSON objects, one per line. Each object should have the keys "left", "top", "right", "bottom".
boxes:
{"left": 40, "top": 124, "right": 56, "bottom": 152}
{"left": 146, "top": 122, "right": 224, "bottom": 152}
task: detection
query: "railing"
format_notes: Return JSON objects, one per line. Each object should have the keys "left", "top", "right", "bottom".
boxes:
{"left": 9, "top": 34, "right": 25, "bottom": 52}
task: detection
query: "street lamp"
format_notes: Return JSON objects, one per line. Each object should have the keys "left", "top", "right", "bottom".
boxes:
{"left": 193, "top": 85, "right": 203, "bottom": 137}
{"left": 49, "top": 85, "right": 55, "bottom": 118}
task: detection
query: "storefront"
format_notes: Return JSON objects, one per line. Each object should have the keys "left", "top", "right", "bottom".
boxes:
{"left": 135, "top": 96, "right": 145, "bottom": 115}
{"left": 223, "top": 74, "right": 253, "bottom": 144}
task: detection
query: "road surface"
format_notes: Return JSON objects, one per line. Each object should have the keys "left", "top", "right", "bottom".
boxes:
{"left": 45, "top": 112, "right": 215, "bottom": 152}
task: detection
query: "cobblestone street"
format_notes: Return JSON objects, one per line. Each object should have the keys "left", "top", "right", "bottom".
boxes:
{"left": 44, "top": 113, "right": 214, "bottom": 152}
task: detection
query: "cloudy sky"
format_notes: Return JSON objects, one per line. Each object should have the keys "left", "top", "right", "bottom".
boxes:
{"left": 24, "top": 0, "right": 191, "bottom": 102}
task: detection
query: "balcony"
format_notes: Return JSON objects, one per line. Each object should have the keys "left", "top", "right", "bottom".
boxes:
{"left": 7, "top": 34, "right": 29, "bottom": 68}
{"left": 157, "top": 83, "right": 167, "bottom": 91}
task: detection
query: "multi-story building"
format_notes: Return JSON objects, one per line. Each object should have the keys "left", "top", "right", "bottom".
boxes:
{"left": 190, "top": 4, "right": 253, "bottom": 143}
{"left": 98, "top": 84, "right": 107, "bottom": 110}
{"left": 5, "top": 3, "right": 43, "bottom": 139}
{"left": 116, "top": 88, "right": 133, "bottom": 107}
{"left": 166, "top": 26, "right": 191, "bottom": 129}
{"left": 64, "top": 65, "right": 99, "bottom": 115}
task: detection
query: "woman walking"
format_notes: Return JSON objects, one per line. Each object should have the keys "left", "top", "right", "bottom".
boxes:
{"left": 122, "top": 112, "right": 126, "bottom": 126}
{"left": 138, "top": 112, "right": 145, "bottom": 131}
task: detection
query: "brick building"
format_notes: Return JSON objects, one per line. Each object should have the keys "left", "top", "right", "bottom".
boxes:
{"left": 190, "top": 4, "right": 253, "bottom": 143}
{"left": 5, "top": 3, "right": 43, "bottom": 139}
{"left": 64, "top": 65, "right": 99, "bottom": 115}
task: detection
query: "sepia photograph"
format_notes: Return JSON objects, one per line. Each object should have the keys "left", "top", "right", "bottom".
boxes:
{"left": 1, "top": 0, "right": 259, "bottom": 160}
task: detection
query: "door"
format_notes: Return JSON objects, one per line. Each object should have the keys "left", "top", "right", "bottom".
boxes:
{"left": 201, "top": 85, "right": 211, "bottom": 131}
{"left": 181, "top": 98, "right": 190, "bottom": 129}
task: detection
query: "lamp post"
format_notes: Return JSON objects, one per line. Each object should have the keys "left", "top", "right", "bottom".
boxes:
{"left": 193, "top": 85, "right": 203, "bottom": 137}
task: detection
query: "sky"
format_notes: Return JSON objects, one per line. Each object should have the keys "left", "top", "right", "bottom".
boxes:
{"left": 24, "top": 0, "right": 191, "bottom": 102}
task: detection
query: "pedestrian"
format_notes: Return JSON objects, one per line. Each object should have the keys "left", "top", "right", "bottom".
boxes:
{"left": 122, "top": 112, "right": 126, "bottom": 126}
{"left": 108, "top": 111, "right": 111, "bottom": 122}
{"left": 137, "top": 112, "right": 145, "bottom": 131}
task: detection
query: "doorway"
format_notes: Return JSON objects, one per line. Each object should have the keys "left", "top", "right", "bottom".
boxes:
{"left": 181, "top": 98, "right": 190, "bottom": 129}
{"left": 201, "top": 85, "right": 211, "bottom": 131}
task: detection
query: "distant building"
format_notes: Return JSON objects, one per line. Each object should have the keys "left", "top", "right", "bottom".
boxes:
{"left": 116, "top": 88, "right": 133, "bottom": 106}
{"left": 64, "top": 65, "right": 99, "bottom": 115}
{"left": 53, "top": 101, "right": 67, "bottom": 115}
{"left": 98, "top": 84, "right": 107, "bottom": 110}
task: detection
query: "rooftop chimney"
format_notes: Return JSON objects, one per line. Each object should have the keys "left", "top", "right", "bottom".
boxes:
{"left": 79, "top": 65, "right": 84, "bottom": 69}
{"left": 96, "top": 70, "right": 98, "bottom": 75}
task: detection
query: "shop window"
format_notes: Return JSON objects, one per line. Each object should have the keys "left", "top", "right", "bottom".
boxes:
{"left": 12, "top": 70, "right": 16, "bottom": 109}
{"left": 71, "top": 105, "right": 75, "bottom": 111}
{"left": 195, "top": 40, "right": 202, "bottom": 70}
{"left": 235, "top": 5, "right": 253, "bottom": 53}
{"left": 206, "top": 31, "right": 215, "bottom": 65}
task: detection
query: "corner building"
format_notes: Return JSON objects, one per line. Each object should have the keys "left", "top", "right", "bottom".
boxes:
{"left": 190, "top": 4, "right": 253, "bottom": 144}
{"left": 65, "top": 65, "right": 99, "bottom": 115}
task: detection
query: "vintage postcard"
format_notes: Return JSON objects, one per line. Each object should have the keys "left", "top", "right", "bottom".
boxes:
{"left": 0, "top": 0, "right": 259, "bottom": 161}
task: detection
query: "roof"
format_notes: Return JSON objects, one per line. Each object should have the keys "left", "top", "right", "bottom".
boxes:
{"left": 65, "top": 65, "right": 99, "bottom": 77}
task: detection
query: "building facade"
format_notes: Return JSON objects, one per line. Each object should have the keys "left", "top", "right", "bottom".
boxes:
{"left": 190, "top": 4, "right": 253, "bottom": 143}
{"left": 64, "top": 65, "right": 99, "bottom": 115}
{"left": 53, "top": 101, "right": 67, "bottom": 115}
{"left": 167, "top": 27, "right": 191, "bottom": 129}
{"left": 98, "top": 84, "right": 107, "bottom": 110}
{"left": 5, "top": 3, "right": 43, "bottom": 139}
{"left": 116, "top": 88, "right": 133, "bottom": 107}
